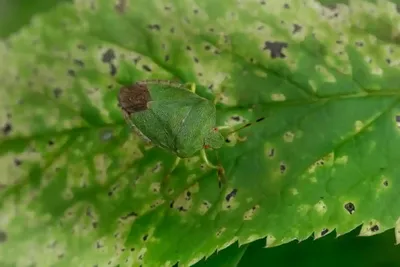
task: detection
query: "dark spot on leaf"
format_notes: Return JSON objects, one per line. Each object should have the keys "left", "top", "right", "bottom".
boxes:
{"left": 130, "top": 248, "right": 135, "bottom": 252}
{"left": 170, "top": 27, "right": 175, "bottom": 33}
{"left": 73, "top": 59, "right": 84, "bottom": 67}
{"left": 225, "top": 138, "right": 231, "bottom": 143}
{"left": 260, "top": 0, "right": 266, "bottom": 4}
{"left": 186, "top": 45, "right": 192, "bottom": 51}
{"left": 178, "top": 206, "right": 187, "bottom": 212}
{"left": 194, "top": 57, "right": 199, "bottom": 63}
{"left": 121, "top": 211, "right": 138, "bottom": 220}
{"left": 48, "top": 140, "right": 54, "bottom": 146}
{"left": 0, "top": 231, "right": 7, "bottom": 243}
{"left": 205, "top": 45, "right": 211, "bottom": 50}
{"left": 371, "top": 225, "right": 379, "bottom": 232}
{"left": 263, "top": 41, "right": 288, "bottom": 58}
{"left": 108, "top": 261, "right": 112, "bottom": 265}
{"left": 118, "top": 82, "right": 151, "bottom": 114}
{"left": 165, "top": 55, "right": 170, "bottom": 62}
{"left": 396, "top": 115, "right": 400, "bottom": 125}
{"left": 164, "top": 6, "right": 171, "bottom": 11}
{"left": 257, "top": 25, "right": 264, "bottom": 30}
{"left": 227, "top": 205, "right": 231, "bottom": 209}
{"left": 108, "top": 191, "right": 113, "bottom": 196}
{"left": 280, "top": 162, "right": 286, "bottom": 173}
{"left": 284, "top": 3, "right": 290, "bottom": 8}
{"left": 148, "top": 24, "right": 161, "bottom": 31}
{"left": 293, "top": 24, "right": 302, "bottom": 34}
{"left": 256, "top": 117, "right": 265, "bottom": 122}
{"left": 383, "top": 180, "right": 389, "bottom": 187}
{"left": 386, "top": 58, "right": 391, "bottom": 64}
{"left": 193, "top": 9, "right": 199, "bottom": 14}
{"left": 96, "top": 241, "right": 103, "bottom": 249}
{"left": 92, "top": 222, "right": 98, "bottom": 228}
{"left": 142, "top": 234, "right": 148, "bottom": 241}
{"left": 53, "top": 88, "right": 62, "bottom": 98}
{"left": 355, "top": 41, "right": 364, "bottom": 47}
{"left": 321, "top": 228, "right": 329, "bottom": 236}
{"left": 115, "top": 0, "right": 127, "bottom": 13}
{"left": 58, "top": 254, "right": 64, "bottom": 259}
{"left": 14, "top": 158, "right": 22, "bottom": 166}
{"left": 231, "top": 116, "right": 241, "bottom": 121}
{"left": 225, "top": 189, "right": 238, "bottom": 201}
{"left": 67, "top": 69, "right": 75, "bottom": 77}
{"left": 110, "top": 63, "right": 117, "bottom": 76}
{"left": 169, "top": 201, "right": 174, "bottom": 208}
{"left": 2, "top": 122, "right": 12, "bottom": 135}
{"left": 344, "top": 202, "right": 355, "bottom": 214}
{"left": 77, "top": 44, "right": 86, "bottom": 50}
{"left": 142, "top": 65, "right": 152, "bottom": 72}
{"left": 186, "top": 191, "right": 191, "bottom": 198}
{"left": 102, "top": 49, "right": 115, "bottom": 63}
{"left": 133, "top": 57, "right": 141, "bottom": 64}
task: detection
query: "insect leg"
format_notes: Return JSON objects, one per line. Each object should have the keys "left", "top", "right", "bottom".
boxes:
{"left": 189, "top": 83, "right": 196, "bottom": 93}
{"left": 200, "top": 149, "right": 226, "bottom": 187}
{"left": 161, "top": 157, "right": 181, "bottom": 195}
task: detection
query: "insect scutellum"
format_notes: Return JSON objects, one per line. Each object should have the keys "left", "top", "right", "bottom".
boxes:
{"left": 117, "top": 79, "right": 265, "bottom": 193}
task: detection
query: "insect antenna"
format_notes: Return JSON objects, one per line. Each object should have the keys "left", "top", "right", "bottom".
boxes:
{"left": 224, "top": 117, "right": 266, "bottom": 137}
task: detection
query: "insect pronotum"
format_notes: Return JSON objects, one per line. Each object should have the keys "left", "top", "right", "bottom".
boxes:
{"left": 118, "top": 79, "right": 265, "bottom": 190}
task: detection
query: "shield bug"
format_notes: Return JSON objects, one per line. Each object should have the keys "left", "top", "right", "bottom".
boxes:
{"left": 118, "top": 79, "right": 264, "bottom": 189}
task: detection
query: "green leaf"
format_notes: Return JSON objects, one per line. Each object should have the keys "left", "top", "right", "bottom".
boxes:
{"left": 196, "top": 226, "right": 400, "bottom": 267}
{"left": 1, "top": 0, "right": 400, "bottom": 266}
{"left": 0, "top": 0, "right": 71, "bottom": 39}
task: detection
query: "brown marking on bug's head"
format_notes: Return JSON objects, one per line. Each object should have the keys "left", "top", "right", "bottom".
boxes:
{"left": 118, "top": 83, "right": 151, "bottom": 114}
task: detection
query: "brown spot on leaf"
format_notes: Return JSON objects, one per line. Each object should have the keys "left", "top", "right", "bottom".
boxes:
{"left": 225, "top": 189, "right": 237, "bottom": 201}
{"left": 73, "top": 59, "right": 84, "bottom": 67}
{"left": 53, "top": 87, "right": 62, "bottom": 98}
{"left": 263, "top": 41, "right": 288, "bottom": 58}
{"left": 293, "top": 24, "right": 302, "bottom": 34}
{"left": 321, "top": 228, "right": 329, "bottom": 236}
{"left": 0, "top": 231, "right": 7, "bottom": 243}
{"left": 371, "top": 225, "right": 379, "bottom": 232}
{"left": 344, "top": 202, "right": 355, "bottom": 214}
{"left": 2, "top": 122, "right": 12, "bottom": 135}
{"left": 14, "top": 158, "right": 22, "bottom": 166}
{"left": 118, "top": 83, "right": 151, "bottom": 114}
{"left": 102, "top": 49, "right": 115, "bottom": 63}
{"left": 67, "top": 69, "right": 75, "bottom": 76}
{"left": 115, "top": 0, "right": 127, "bottom": 13}
{"left": 110, "top": 63, "right": 117, "bottom": 76}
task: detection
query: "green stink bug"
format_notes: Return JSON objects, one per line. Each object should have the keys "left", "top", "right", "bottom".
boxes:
{"left": 118, "top": 79, "right": 264, "bottom": 188}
